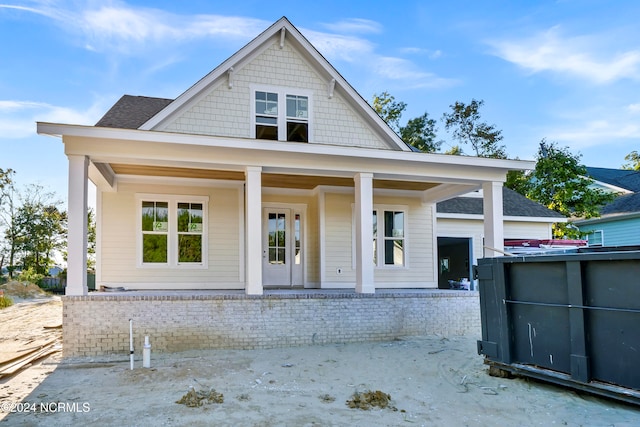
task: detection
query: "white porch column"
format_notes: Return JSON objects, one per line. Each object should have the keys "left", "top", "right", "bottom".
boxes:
{"left": 245, "top": 166, "right": 263, "bottom": 295}
{"left": 354, "top": 172, "right": 374, "bottom": 293}
{"left": 483, "top": 181, "right": 504, "bottom": 258}
{"left": 67, "top": 155, "right": 89, "bottom": 296}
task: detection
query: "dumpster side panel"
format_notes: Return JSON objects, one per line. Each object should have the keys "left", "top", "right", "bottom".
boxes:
{"left": 585, "top": 259, "right": 640, "bottom": 390}
{"left": 507, "top": 262, "right": 571, "bottom": 372}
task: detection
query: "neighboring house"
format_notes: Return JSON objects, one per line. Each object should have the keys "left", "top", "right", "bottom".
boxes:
{"left": 48, "top": 266, "right": 64, "bottom": 277}
{"left": 436, "top": 188, "right": 565, "bottom": 288}
{"left": 576, "top": 167, "right": 640, "bottom": 247}
{"left": 38, "top": 17, "right": 535, "bottom": 297}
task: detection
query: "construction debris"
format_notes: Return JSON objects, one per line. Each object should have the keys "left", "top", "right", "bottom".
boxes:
{"left": 0, "top": 297, "right": 62, "bottom": 379}
{"left": 346, "top": 390, "right": 396, "bottom": 411}
{"left": 176, "top": 387, "right": 224, "bottom": 407}
{"left": 0, "top": 338, "right": 61, "bottom": 378}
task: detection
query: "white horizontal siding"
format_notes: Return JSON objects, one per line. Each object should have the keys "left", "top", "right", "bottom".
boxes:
{"left": 324, "top": 193, "right": 355, "bottom": 283}
{"left": 100, "top": 183, "right": 241, "bottom": 287}
{"left": 322, "top": 192, "right": 436, "bottom": 287}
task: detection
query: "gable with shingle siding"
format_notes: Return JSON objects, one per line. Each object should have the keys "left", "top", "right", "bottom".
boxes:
{"left": 161, "top": 41, "right": 391, "bottom": 149}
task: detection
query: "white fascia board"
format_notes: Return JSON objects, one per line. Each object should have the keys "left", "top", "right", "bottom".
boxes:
{"left": 575, "top": 211, "right": 640, "bottom": 225}
{"left": 40, "top": 122, "right": 533, "bottom": 169}
{"left": 37, "top": 122, "right": 535, "bottom": 183}
{"left": 283, "top": 27, "right": 409, "bottom": 151}
{"left": 139, "top": 18, "right": 290, "bottom": 131}
{"left": 136, "top": 18, "right": 409, "bottom": 151}
{"left": 436, "top": 212, "right": 566, "bottom": 223}
{"left": 582, "top": 176, "right": 633, "bottom": 194}
{"left": 139, "top": 18, "right": 287, "bottom": 130}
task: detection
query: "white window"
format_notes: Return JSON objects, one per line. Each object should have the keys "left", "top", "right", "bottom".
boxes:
{"left": 375, "top": 210, "right": 405, "bottom": 266}
{"left": 588, "top": 230, "right": 604, "bottom": 247}
{"left": 255, "top": 91, "right": 279, "bottom": 140}
{"left": 137, "top": 195, "right": 208, "bottom": 268}
{"left": 353, "top": 205, "right": 407, "bottom": 268}
{"left": 252, "top": 86, "right": 310, "bottom": 142}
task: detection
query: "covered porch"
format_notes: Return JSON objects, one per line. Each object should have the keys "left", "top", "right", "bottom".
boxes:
{"left": 37, "top": 122, "right": 533, "bottom": 296}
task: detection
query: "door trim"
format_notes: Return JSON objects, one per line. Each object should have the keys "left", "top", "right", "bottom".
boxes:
{"left": 262, "top": 203, "right": 307, "bottom": 288}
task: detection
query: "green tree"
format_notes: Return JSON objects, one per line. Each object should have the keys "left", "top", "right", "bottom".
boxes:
{"left": 372, "top": 91, "right": 405, "bottom": 132}
{"left": 508, "top": 140, "right": 615, "bottom": 238}
{"left": 400, "top": 113, "right": 442, "bottom": 153}
{"left": 87, "top": 208, "right": 96, "bottom": 271}
{"left": 622, "top": 150, "right": 640, "bottom": 170}
{"left": 3, "top": 184, "right": 67, "bottom": 276}
{"left": 443, "top": 145, "right": 463, "bottom": 156}
{"left": 442, "top": 99, "right": 506, "bottom": 158}
{"left": 0, "top": 168, "right": 12, "bottom": 194}
{"left": 0, "top": 174, "right": 18, "bottom": 279}
{"left": 372, "top": 91, "right": 441, "bottom": 152}
{"left": 0, "top": 168, "right": 14, "bottom": 276}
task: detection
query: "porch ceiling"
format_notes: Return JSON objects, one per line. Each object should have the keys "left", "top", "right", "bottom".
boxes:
{"left": 109, "top": 163, "right": 440, "bottom": 191}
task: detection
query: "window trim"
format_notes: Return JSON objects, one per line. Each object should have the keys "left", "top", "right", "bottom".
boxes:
{"left": 587, "top": 229, "right": 604, "bottom": 247}
{"left": 352, "top": 204, "right": 409, "bottom": 269}
{"left": 136, "top": 194, "right": 209, "bottom": 269}
{"left": 250, "top": 84, "right": 313, "bottom": 142}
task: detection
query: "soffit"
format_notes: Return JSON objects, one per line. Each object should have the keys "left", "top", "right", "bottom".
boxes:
{"left": 109, "top": 163, "right": 438, "bottom": 191}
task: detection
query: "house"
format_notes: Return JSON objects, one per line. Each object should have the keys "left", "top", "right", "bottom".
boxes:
{"left": 576, "top": 167, "right": 640, "bottom": 247}
{"left": 36, "top": 17, "right": 540, "bottom": 356}
{"left": 436, "top": 187, "right": 565, "bottom": 288}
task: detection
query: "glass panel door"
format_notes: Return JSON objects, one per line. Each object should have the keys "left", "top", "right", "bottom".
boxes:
{"left": 268, "top": 212, "right": 287, "bottom": 265}
{"left": 263, "top": 208, "right": 291, "bottom": 286}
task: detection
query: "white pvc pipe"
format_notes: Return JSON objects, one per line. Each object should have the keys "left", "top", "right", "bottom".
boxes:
{"left": 143, "top": 336, "right": 151, "bottom": 368}
{"left": 129, "top": 319, "right": 134, "bottom": 370}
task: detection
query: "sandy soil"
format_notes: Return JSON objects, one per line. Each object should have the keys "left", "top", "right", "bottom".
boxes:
{"left": 1, "top": 298, "right": 639, "bottom": 426}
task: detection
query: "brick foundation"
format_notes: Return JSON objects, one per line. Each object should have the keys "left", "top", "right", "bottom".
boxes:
{"left": 62, "top": 290, "right": 480, "bottom": 357}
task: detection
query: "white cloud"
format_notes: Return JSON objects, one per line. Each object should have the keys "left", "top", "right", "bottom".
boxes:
{"left": 373, "top": 57, "right": 458, "bottom": 89}
{"left": 304, "top": 29, "right": 375, "bottom": 62}
{"left": 4, "top": 2, "right": 454, "bottom": 90}
{"left": 545, "top": 111, "right": 640, "bottom": 151}
{"left": 399, "top": 47, "right": 442, "bottom": 60}
{"left": 0, "top": 100, "right": 50, "bottom": 111}
{"left": 2, "top": 1, "right": 269, "bottom": 54}
{"left": 628, "top": 103, "right": 640, "bottom": 114}
{"left": 487, "top": 26, "right": 640, "bottom": 84}
{"left": 321, "top": 18, "right": 382, "bottom": 34}
{"left": 305, "top": 25, "right": 455, "bottom": 89}
{"left": 0, "top": 99, "right": 107, "bottom": 139}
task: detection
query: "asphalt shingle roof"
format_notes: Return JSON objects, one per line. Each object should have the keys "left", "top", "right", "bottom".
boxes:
{"left": 600, "top": 192, "right": 640, "bottom": 215}
{"left": 437, "top": 187, "right": 564, "bottom": 218}
{"left": 95, "top": 95, "right": 173, "bottom": 129}
{"left": 586, "top": 167, "right": 640, "bottom": 192}
{"left": 95, "top": 95, "right": 561, "bottom": 220}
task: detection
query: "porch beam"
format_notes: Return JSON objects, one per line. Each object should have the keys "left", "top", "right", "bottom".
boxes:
{"left": 67, "top": 155, "right": 89, "bottom": 295}
{"left": 421, "top": 183, "right": 480, "bottom": 204}
{"left": 88, "top": 161, "right": 116, "bottom": 192}
{"left": 354, "top": 172, "right": 375, "bottom": 293}
{"left": 245, "top": 166, "right": 263, "bottom": 295}
{"left": 482, "top": 181, "right": 504, "bottom": 258}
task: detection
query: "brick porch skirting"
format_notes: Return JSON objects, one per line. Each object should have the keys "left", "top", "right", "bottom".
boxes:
{"left": 62, "top": 290, "right": 480, "bottom": 357}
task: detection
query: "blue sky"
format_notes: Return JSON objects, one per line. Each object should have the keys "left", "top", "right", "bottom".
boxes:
{"left": 1, "top": 0, "right": 639, "bottom": 201}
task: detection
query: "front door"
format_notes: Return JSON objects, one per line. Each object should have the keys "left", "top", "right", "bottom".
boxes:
{"left": 262, "top": 207, "right": 304, "bottom": 287}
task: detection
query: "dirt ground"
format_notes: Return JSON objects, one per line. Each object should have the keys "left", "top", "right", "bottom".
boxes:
{"left": 1, "top": 297, "right": 639, "bottom": 426}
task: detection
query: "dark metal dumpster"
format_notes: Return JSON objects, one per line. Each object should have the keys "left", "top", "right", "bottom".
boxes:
{"left": 476, "top": 248, "right": 640, "bottom": 405}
